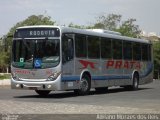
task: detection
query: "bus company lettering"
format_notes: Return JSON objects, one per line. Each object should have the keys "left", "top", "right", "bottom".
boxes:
{"left": 46, "top": 69, "right": 52, "bottom": 75}
{"left": 106, "top": 60, "right": 141, "bottom": 69}
{"left": 79, "top": 60, "right": 141, "bottom": 70}
{"left": 29, "top": 30, "right": 55, "bottom": 36}
{"left": 15, "top": 70, "right": 31, "bottom": 74}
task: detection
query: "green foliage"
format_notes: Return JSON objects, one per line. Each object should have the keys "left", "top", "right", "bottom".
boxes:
{"left": 153, "top": 42, "right": 160, "bottom": 73}
{"left": 92, "top": 14, "right": 141, "bottom": 38}
{"left": 68, "top": 22, "right": 96, "bottom": 30}
{"left": 0, "top": 74, "right": 10, "bottom": 80}
{"left": 117, "top": 19, "right": 141, "bottom": 38}
{"left": 0, "top": 52, "right": 9, "bottom": 72}
{"left": 68, "top": 22, "right": 87, "bottom": 29}
{"left": 94, "top": 14, "right": 122, "bottom": 31}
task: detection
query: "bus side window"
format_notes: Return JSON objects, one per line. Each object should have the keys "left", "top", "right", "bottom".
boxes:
{"left": 62, "top": 34, "right": 74, "bottom": 64}
{"left": 75, "top": 34, "right": 87, "bottom": 58}
{"left": 112, "top": 39, "right": 122, "bottom": 59}
{"left": 123, "top": 41, "right": 132, "bottom": 60}
{"left": 133, "top": 42, "right": 141, "bottom": 61}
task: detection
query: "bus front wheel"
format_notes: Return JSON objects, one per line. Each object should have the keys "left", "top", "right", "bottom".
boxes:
{"left": 35, "top": 90, "right": 51, "bottom": 96}
{"left": 74, "top": 74, "right": 91, "bottom": 95}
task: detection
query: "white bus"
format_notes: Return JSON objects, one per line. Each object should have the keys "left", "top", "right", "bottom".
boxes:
{"left": 11, "top": 26, "right": 153, "bottom": 96}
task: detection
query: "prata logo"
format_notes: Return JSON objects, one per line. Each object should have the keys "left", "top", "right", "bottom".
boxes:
{"left": 79, "top": 60, "right": 97, "bottom": 69}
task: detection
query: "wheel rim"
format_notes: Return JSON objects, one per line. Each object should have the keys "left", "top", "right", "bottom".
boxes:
{"left": 80, "top": 78, "right": 89, "bottom": 92}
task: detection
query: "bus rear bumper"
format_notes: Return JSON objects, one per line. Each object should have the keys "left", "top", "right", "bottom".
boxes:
{"left": 11, "top": 76, "right": 61, "bottom": 91}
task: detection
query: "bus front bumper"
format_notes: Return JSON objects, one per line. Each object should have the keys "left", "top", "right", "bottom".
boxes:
{"left": 11, "top": 76, "right": 61, "bottom": 91}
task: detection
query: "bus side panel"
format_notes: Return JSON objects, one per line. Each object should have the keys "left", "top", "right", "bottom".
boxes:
{"left": 103, "top": 59, "right": 126, "bottom": 87}
{"left": 61, "top": 59, "right": 80, "bottom": 90}
{"left": 75, "top": 58, "right": 127, "bottom": 88}
{"left": 123, "top": 60, "right": 140, "bottom": 86}
{"left": 139, "top": 61, "right": 153, "bottom": 85}
{"left": 75, "top": 58, "right": 109, "bottom": 88}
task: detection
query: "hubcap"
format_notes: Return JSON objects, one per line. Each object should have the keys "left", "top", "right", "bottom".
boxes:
{"left": 80, "top": 78, "right": 88, "bottom": 92}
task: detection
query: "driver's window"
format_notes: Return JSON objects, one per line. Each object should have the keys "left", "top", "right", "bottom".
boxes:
{"left": 62, "top": 34, "right": 74, "bottom": 64}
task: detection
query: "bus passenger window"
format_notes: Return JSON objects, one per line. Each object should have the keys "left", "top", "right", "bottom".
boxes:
{"left": 112, "top": 39, "right": 122, "bottom": 59}
{"left": 142, "top": 44, "right": 148, "bottom": 61}
{"left": 123, "top": 41, "right": 132, "bottom": 60}
{"left": 133, "top": 42, "right": 141, "bottom": 61}
{"left": 75, "top": 34, "right": 87, "bottom": 58}
{"left": 88, "top": 36, "right": 100, "bottom": 59}
{"left": 101, "top": 38, "right": 112, "bottom": 59}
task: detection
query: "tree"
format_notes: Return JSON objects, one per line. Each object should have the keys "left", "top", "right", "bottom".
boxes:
{"left": 153, "top": 41, "right": 160, "bottom": 78}
{"left": 0, "top": 52, "right": 9, "bottom": 72}
{"left": 68, "top": 22, "right": 86, "bottom": 29}
{"left": 93, "top": 14, "right": 122, "bottom": 31}
{"left": 117, "top": 19, "right": 141, "bottom": 38}
{"left": 92, "top": 14, "right": 141, "bottom": 38}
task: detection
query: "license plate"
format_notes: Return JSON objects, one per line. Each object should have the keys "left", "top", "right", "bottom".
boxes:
{"left": 29, "top": 87, "right": 37, "bottom": 90}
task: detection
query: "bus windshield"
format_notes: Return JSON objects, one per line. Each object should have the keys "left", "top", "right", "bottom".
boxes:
{"left": 12, "top": 39, "right": 60, "bottom": 69}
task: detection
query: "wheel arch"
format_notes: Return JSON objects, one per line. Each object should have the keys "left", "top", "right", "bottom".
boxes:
{"left": 80, "top": 69, "right": 91, "bottom": 81}
{"left": 74, "top": 69, "right": 91, "bottom": 95}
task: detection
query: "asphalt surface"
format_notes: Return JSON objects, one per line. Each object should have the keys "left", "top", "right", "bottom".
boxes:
{"left": 0, "top": 80, "right": 160, "bottom": 119}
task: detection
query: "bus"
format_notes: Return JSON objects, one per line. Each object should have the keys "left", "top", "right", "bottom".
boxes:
{"left": 11, "top": 25, "right": 153, "bottom": 96}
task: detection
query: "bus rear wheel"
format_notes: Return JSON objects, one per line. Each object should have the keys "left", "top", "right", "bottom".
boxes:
{"left": 132, "top": 73, "right": 139, "bottom": 90}
{"left": 35, "top": 90, "right": 51, "bottom": 96}
{"left": 74, "top": 74, "right": 91, "bottom": 95}
{"left": 124, "top": 73, "right": 139, "bottom": 91}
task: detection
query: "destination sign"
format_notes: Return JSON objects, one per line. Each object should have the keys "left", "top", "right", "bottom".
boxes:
{"left": 14, "top": 28, "right": 60, "bottom": 38}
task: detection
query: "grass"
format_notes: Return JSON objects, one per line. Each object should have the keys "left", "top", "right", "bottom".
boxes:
{"left": 0, "top": 73, "right": 11, "bottom": 80}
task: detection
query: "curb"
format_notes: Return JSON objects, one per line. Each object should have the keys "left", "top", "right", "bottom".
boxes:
{"left": 0, "top": 79, "right": 11, "bottom": 86}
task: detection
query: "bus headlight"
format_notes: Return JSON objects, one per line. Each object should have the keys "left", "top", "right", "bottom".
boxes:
{"left": 47, "top": 72, "right": 61, "bottom": 81}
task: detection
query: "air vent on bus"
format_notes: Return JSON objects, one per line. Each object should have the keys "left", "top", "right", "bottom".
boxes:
{"left": 86, "top": 29, "right": 121, "bottom": 36}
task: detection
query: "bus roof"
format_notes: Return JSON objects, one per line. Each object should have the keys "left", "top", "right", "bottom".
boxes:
{"left": 17, "top": 25, "right": 151, "bottom": 44}
{"left": 17, "top": 25, "right": 59, "bottom": 29}
{"left": 61, "top": 27, "right": 150, "bottom": 44}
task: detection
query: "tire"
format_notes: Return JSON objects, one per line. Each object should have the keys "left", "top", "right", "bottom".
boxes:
{"left": 132, "top": 73, "right": 139, "bottom": 90}
{"left": 95, "top": 87, "right": 108, "bottom": 93}
{"left": 124, "top": 73, "right": 139, "bottom": 91}
{"left": 74, "top": 74, "right": 91, "bottom": 95}
{"left": 35, "top": 90, "right": 51, "bottom": 96}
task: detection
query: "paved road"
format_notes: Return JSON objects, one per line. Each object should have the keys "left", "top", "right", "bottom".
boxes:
{"left": 0, "top": 80, "right": 160, "bottom": 119}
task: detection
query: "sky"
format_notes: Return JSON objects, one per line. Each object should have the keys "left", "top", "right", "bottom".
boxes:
{"left": 0, "top": 0, "right": 160, "bottom": 37}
